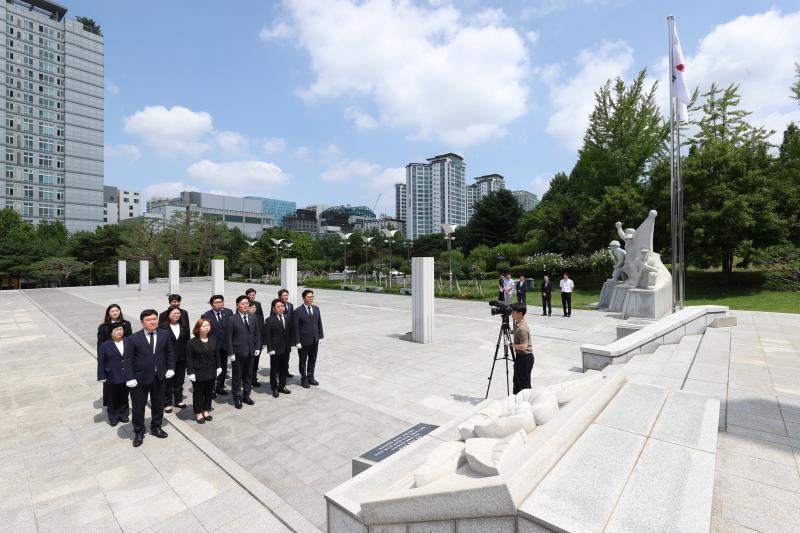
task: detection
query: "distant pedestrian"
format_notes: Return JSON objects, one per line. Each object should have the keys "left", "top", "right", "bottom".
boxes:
{"left": 502, "top": 273, "right": 514, "bottom": 305}
{"left": 515, "top": 275, "right": 527, "bottom": 304}
{"left": 186, "top": 318, "right": 221, "bottom": 424}
{"left": 97, "top": 323, "right": 132, "bottom": 427}
{"left": 541, "top": 275, "right": 552, "bottom": 316}
{"left": 560, "top": 272, "right": 574, "bottom": 317}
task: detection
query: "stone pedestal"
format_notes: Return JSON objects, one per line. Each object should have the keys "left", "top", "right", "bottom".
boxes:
{"left": 412, "top": 257, "right": 434, "bottom": 344}
{"left": 598, "top": 279, "right": 620, "bottom": 309}
{"left": 117, "top": 260, "right": 126, "bottom": 288}
{"left": 621, "top": 287, "right": 672, "bottom": 320}
{"left": 138, "top": 260, "right": 149, "bottom": 291}
{"left": 281, "top": 258, "right": 298, "bottom": 307}
{"left": 168, "top": 260, "right": 179, "bottom": 295}
{"left": 211, "top": 259, "right": 224, "bottom": 296}
{"left": 608, "top": 284, "right": 631, "bottom": 312}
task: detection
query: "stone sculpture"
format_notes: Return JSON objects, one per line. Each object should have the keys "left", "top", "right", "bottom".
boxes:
{"left": 608, "top": 240, "right": 626, "bottom": 282}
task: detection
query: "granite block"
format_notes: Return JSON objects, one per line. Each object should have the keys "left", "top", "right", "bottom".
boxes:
{"left": 408, "top": 521, "right": 455, "bottom": 533}
{"left": 516, "top": 516, "right": 553, "bottom": 533}
{"left": 455, "top": 516, "right": 515, "bottom": 533}
{"left": 650, "top": 390, "right": 720, "bottom": 453}
{"left": 594, "top": 383, "right": 668, "bottom": 436}
{"left": 328, "top": 502, "right": 368, "bottom": 533}
{"left": 370, "top": 524, "right": 408, "bottom": 533}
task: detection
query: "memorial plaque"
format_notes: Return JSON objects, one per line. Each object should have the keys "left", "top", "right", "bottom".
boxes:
{"left": 359, "top": 423, "right": 438, "bottom": 463}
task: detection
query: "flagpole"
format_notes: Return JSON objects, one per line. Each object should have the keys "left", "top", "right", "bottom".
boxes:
{"left": 667, "top": 15, "right": 679, "bottom": 312}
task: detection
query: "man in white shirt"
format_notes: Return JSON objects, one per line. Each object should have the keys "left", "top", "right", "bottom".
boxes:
{"left": 559, "top": 272, "right": 574, "bottom": 317}
{"left": 502, "top": 273, "right": 514, "bottom": 305}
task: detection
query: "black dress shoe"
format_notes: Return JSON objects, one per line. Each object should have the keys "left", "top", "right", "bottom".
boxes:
{"left": 308, "top": 378, "right": 319, "bottom": 386}
{"left": 132, "top": 434, "right": 144, "bottom": 447}
{"left": 272, "top": 389, "right": 279, "bottom": 398}
{"left": 215, "top": 388, "right": 229, "bottom": 396}
{"left": 204, "top": 414, "right": 213, "bottom": 421}
{"left": 253, "top": 381, "right": 262, "bottom": 388}
{"left": 243, "top": 397, "right": 255, "bottom": 405}
{"left": 212, "top": 391, "right": 217, "bottom": 399}
{"left": 150, "top": 427, "right": 168, "bottom": 438}
{"left": 119, "top": 417, "right": 129, "bottom": 423}
{"left": 109, "top": 420, "right": 118, "bottom": 427}
{"left": 196, "top": 417, "right": 205, "bottom": 424}
{"left": 287, "top": 373, "right": 295, "bottom": 378}
{"left": 301, "top": 381, "right": 310, "bottom": 389}
{"left": 278, "top": 387, "right": 291, "bottom": 394}
{"left": 234, "top": 399, "right": 242, "bottom": 409}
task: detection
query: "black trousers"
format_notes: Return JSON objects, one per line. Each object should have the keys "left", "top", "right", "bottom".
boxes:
{"left": 513, "top": 353, "right": 534, "bottom": 394}
{"left": 165, "top": 360, "right": 186, "bottom": 406}
{"left": 192, "top": 379, "right": 214, "bottom": 413}
{"left": 299, "top": 343, "right": 319, "bottom": 381}
{"left": 132, "top": 377, "right": 165, "bottom": 435}
{"left": 541, "top": 293, "right": 552, "bottom": 315}
{"left": 231, "top": 354, "right": 254, "bottom": 400}
{"left": 216, "top": 352, "right": 229, "bottom": 389}
{"left": 561, "top": 292, "right": 572, "bottom": 316}
{"left": 106, "top": 382, "right": 130, "bottom": 423}
{"left": 252, "top": 354, "right": 261, "bottom": 383}
{"left": 516, "top": 293, "right": 526, "bottom": 304}
{"left": 270, "top": 349, "right": 290, "bottom": 390}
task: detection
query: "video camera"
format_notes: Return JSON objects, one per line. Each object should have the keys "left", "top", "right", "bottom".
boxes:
{"left": 489, "top": 300, "right": 513, "bottom": 328}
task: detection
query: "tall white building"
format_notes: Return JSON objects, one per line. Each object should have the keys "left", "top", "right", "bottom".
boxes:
{"left": 465, "top": 173, "right": 505, "bottom": 220}
{"left": 406, "top": 153, "right": 465, "bottom": 240}
{"left": 394, "top": 182, "right": 406, "bottom": 221}
{"left": 103, "top": 185, "right": 140, "bottom": 224}
{"left": 512, "top": 190, "right": 539, "bottom": 211}
{"left": 0, "top": 1, "right": 104, "bottom": 231}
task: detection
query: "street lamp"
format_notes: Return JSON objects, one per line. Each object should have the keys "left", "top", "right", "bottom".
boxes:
{"left": 339, "top": 232, "right": 353, "bottom": 279}
{"left": 442, "top": 223, "right": 458, "bottom": 290}
{"left": 403, "top": 240, "right": 413, "bottom": 261}
{"left": 363, "top": 236, "right": 374, "bottom": 286}
{"left": 381, "top": 229, "right": 398, "bottom": 287}
{"left": 85, "top": 260, "right": 96, "bottom": 286}
{"left": 270, "top": 238, "right": 292, "bottom": 276}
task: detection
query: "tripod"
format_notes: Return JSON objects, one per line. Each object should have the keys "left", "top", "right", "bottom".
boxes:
{"left": 485, "top": 319, "right": 516, "bottom": 398}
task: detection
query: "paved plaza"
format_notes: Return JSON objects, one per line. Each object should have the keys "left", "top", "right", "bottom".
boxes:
{"left": 1, "top": 280, "right": 799, "bottom": 531}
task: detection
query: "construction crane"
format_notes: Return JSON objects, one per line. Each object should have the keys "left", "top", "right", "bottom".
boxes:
{"left": 372, "top": 193, "right": 382, "bottom": 214}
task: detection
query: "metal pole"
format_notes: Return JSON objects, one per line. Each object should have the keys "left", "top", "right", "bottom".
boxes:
{"left": 388, "top": 238, "right": 393, "bottom": 288}
{"left": 364, "top": 242, "right": 368, "bottom": 286}
{"left": 447, "top": 237, "right": 453, "bottom": 290}
{"left": 668, "top": 15, "right": 679, "bottom": 312}
{"left": 677, "top": 102, "right": 686, "bottom": 309}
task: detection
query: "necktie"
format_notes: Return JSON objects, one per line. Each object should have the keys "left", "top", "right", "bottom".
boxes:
{"left": 280, "top": 315, "right": 284, "bottom": 329}
{"left": 243, "top": 315, "right": 249, "bottom": 329}
{"left": 216, "top": 311, "right": 221, "bottom": 322}
{"left": 148, "top": 332, "right": 154, "bottom": 352}
{"left": 307, "top": 306, "right": 312, "bottom": 317}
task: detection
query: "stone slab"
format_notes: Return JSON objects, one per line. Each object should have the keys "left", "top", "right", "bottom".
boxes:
{"left": 454, "top": 516, "right": 516, "bottom": 533}
{"left": 650, "top": 390, "right": 720, "bottom": 453}
{"left": 594, "top": 383, "right": 668, "bottom": 436}
{"left": 408, "top": 521, "right": 455, "bottom": 533}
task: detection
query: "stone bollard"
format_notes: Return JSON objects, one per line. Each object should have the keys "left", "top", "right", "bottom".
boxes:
{"left": 211, "top": 259, "right": 224, "bottom": 296}
{"left": 139, "top": 260, "right": 149, "bottom": 291}
{"left": 118, "top": 260, "right": 127, "bottom": 287}
{"left": 281, "top": 258, "right": 298, "bottom": 307}
{"left": 412, "top": 257, "right": 434, "bottom": 343}
{"left": 168, "top": 260, "right": 179, "bottom": 295}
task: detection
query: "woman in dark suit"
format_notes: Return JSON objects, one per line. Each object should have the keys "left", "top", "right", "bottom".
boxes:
{"left": 97, "top": 323, "right": 132, "bottom": 426}
{"left": 161, "top": 304, "right": 190, "bottom": 413}
{"left": 186, "top": 317, "right": 221, "bottom": 423}
{"left": 96, "top": 304, "right": 133, "bottom": 410}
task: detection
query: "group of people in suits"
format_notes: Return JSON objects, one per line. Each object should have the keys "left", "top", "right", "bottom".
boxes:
{"left": 496, "top": 273, "right": 576, "bottom": 318}
{"left": 96, "top": 287, "right": 325, "bottom": 446}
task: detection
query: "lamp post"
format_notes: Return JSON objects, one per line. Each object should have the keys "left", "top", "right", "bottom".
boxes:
{"left": 403, "top": 240, "right": 413, "bottom": 261}
{"left": 270, "top": 238, "right": 292, "bottom": 276}
{"left": 442, "top": 224, "right": 458, "bottom": 290}
{"left": 363, "top": 236, "right": 374, "bottom": 286}
{"left": 381, "top": 229, "right": 398, "bottom": 287}
{"left": 339, "top": 232, "right": 353, "bottom": 280}
{"left": 85, "top": 260, "right": 96, "bottom": 286}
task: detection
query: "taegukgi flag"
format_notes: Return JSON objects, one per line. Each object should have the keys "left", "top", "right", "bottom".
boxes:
{"left": 671, "top": 21, "right": 690, "bottom": 121}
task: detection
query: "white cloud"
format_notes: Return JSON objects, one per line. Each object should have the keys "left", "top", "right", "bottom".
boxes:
{"left": 106, "top": 79, "right": 120, "bottom": 95}
{"left": 345, "top": 107, "right": 378, "bottom": 130}
{"left": 143, "top": 181, "right": 198, "bottom": 202}
{"left": 216, "top": 131, "right": 250, "bottom": 157}
{"left": 259, "top": 22, "right": 293, "bottom": 41}
{"left": 103, "top": 144, "right": 141, "bottom": 161}
{"left": 294, "top": 146, "right": 310, "bottom": 159}
{"left": 525, "top": 30, "right": 540, "bottom": 46}
{"left": 320, "top": 143, "right": 342, "bottom": 157}
{"left": 262, "top": 137, "right": 287, "bottom": 154}
{"left": 320, "top": 158, "right": 381, "bottom": 182}
{"left": 186, "top": 160, "right": 290, "bottom": 194}
{"left": 521, "top": 0, "right": 621, "bottom": 19}
{"left": 543, "top": 41, "right": 634, "bottom": 150}
{"left": 124, "top": 105, "right": 213, "bottom": 157}
{"left": 276, "top": 0, "right": 529, "bottom": 146}
{"left": 473, "top": 8, "right": 507, "bottom": 26}
{"left": 530, "top": 174, "right": 552, "bottom": 198}
{"left": 368, "top": 167, "right": 405, "bottom": 190}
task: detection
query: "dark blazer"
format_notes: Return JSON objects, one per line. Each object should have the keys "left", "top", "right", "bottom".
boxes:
{"left": 159, "top": 308, "right": 189, "bottom": 328}
{"left": 293, "top": 304, "right": 324, "bottom": 347}
{"left": 250, "top": 300, "right": 264, "bottom": 319}
{"left": 124, "top": 329, "right": 176, "bottom": 385}
{"left": 160, "top": 321, "right": 190, "bottom": 362}
{"left": 225, "top": 313, "right": 261, "bottom": 358}
{"left": 97, "top": 337, "right": 133, "bottom": 384}
{"left": 283, "top": 301, "right": 294, "bottom": 318}
{"left": 202, "top": 307, "right": 233, "bottom": 350}
{"left": 264, "top": 313, "right": 292, "bottom": 354}
{"left": 97, "top": 320, "right": 133, "bottom": 348}
{"left": 515, "top": 280, "right": 527, "bottom": 295}
{"left": 186, "top": 336, "right": 220, "bottom": 382}
{"left": 541, "top": 281, "right": 553, "bottom": 295}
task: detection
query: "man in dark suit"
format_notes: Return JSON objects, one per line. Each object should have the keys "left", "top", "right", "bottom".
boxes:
{"left": 264, "top": 298, "right": 293, "bottom": 398}
{"left": 293, "top": 289, "right": 324, "bottom": 389}
{"left": 226, "top": 295, "right": 261, "bottom": 408}
{"left": 541, "top": 275, "right": 553, "bottom": 316}
{"left": 124, "top": 309, "right": 176, "bottom": 447}
{"left": 278, "top": 289, "right": 295, "bottom": 378}
{"left": 158, "top": 294, "right": 189, "bottom": 327}
{"left": 202, "top": 295, "right": 233, "bottom": 396}
{"left": 245, "top": 288, "right": 265, "bottom": 387}
{"left": 515, "top": 275, "right": 527, "bottom": 304}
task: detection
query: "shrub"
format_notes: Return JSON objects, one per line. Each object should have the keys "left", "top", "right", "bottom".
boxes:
{"left": 757, "top": 245, "right": 800, "bottom": 291}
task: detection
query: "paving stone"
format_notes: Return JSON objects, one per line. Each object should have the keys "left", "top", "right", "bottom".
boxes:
{"left": 714, "top": 471, "right": 800, "bottom": 533}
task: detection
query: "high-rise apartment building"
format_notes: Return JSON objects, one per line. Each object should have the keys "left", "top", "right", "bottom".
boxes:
{"left": 406, "top": 153, "right": 465, "bottom": 240}
{"left": 465, "top": 173, "right": 505, "bottom": 220}
{"left": 512, "top": 190, "right": 539, "bottom": 212}
{"left": 394, "top": 182, "right": 406, "bottom": 221}
{"left": 1, "top": 1, "right": 104, "bottom": 231}
{"left": 103, "top": 185, "right": 140, "bottom": 224}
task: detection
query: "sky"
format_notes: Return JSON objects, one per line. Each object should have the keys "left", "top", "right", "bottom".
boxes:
{"left": 68, "top": 0, "right": 800, "bottom": 216}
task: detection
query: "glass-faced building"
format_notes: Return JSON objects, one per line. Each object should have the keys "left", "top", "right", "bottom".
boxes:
{"left": 1, "top": 0, "right": 104, "bottom": 231}
{"left": 245, "top": 196, "right": 296, "bottom": 228}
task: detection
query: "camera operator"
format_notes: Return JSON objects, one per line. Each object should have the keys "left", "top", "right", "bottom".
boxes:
{"left": 505, "top": 304, "right": 534, "bottom": 394}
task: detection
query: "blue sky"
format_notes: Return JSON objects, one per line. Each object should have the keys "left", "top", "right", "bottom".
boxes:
{"left": 68, "top": 0, "right": 800, "bottom": 215}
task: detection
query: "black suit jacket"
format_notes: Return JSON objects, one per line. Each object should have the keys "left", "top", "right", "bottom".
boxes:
{"left": 160, "top": 322, "right": 190, "bottom": 362}
{"left": 541, "top": 281, "right": 553, "bottom": 295}
{"left": 202, "top": 307, "right": 233, "bottom": 352}
{"left": 159, "top": 308, "right": 189, "bottom": 328}
{"left": 97, "top": 337, "right": 133, "bottom": 384}
{"left": 124, "top": 329, "right": 176, "bottom": 385}
{"left": 515, "top": 280, "right": 527, "bottom": 295}
{"left": 226, "top": 313, "right": 261, "bottom": 358}
{"left": 186, "top": 336, "right": 220, "bottom": 382}
{"left": 293, "top": 304, "right": 324, "bottom": 347}
{"left": 97, "top": 320, "right": 132, "bottom": 349}
{"left": 264, "top": 313, "right": 292, "bottom": 354}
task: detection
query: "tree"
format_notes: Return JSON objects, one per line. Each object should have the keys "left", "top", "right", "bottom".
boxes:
{"left": 791, "top": 63, "right": 800, "bottom": 103}
{"left": 30, "top": 257, "right": 87, "bottom": 286}
{"left": 69, "top": 224, "right": 125, "bottom": 284}
{"left": 76, "top": 16, "right": 102, "bottom": 36}
{"left": 459, "top": 189, "right": 522, "bottom": 252}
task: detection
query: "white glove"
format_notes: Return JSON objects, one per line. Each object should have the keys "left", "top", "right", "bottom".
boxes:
{"left": 318, "top": 339, "right": 324, "bottom": 344}
{"left": 230, "top": 355, "right": 236, "bottom": 362}
{"left": 254, "top": 350, "right": 260, "bottom": 356}
{"left": 126, "top": 379, "right": 138, "bottom": 388}
{"left": 188, "top": 374, "right": 196, "bottom": 382}
{"left": 296, "top": 343, "right": 302, "bottom": 349}
{"left": 165, "top": 369, "right": 175, "bottom": 379}
{"left": 216, "top": 367, "right": 222, "bottom": 376}
{"left": 100, "top": 379, "right": 106, "bottom": 383}
{"left": 268, "top": 350, "right": 275, "bottom": 356}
